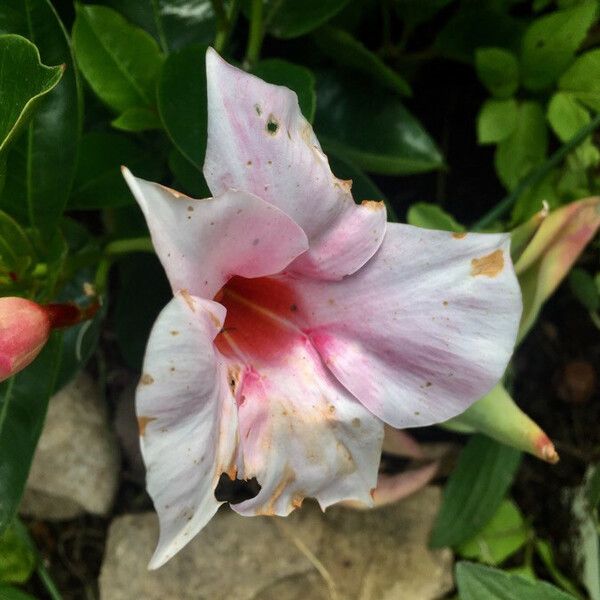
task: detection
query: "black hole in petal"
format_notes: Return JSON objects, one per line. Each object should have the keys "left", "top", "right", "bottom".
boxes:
{"left": 214, "top": 473, "right": 261, "bottom": 503}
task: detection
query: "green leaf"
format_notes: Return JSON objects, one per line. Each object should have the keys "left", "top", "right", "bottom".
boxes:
{"left": 265, "top": 0, "right": 350, "bottom": 39}
{"left": 72, "top": 4, "right": 163, "bottom": 114}
{"left": 547, "top": 92, "right": 591, "bottom": 143}
{"left": 430, "top": 435, "right": 521, "bottom": 548}
{"left": 457, "top": 500, "right": 528, "bottom": 566}
{"left": 157, "top": 43, "right": 208, "bottom": 172}
{"left": 0, "top": 521, "right": 35, "bottom": 584}
{"left": 560, "top": 49, "right": 600, "bottom": 112}
{"left": 69, "top": 132, "right": 164, "bottom": 210}
{"left": 475, "top": 48, "right": 519, "bottom": 99}
{"left": 478, "top": 99, "right": 518, "bottom": 145}
{"left": 250, "top": 59, "right": 316, "bottom": 123}
{"left": 314, "top": 26, "right": 411, "bottom": 97}
{"left": 0, "top": 334, "right": 62, "bottom": 532}
{"left": 168, "top": 149, "right": 210, "bottom": 199}
{"left": 394, "top": 0, "right": 454, "bottom": 29}
{"left": 535, "top": 540, "right": 583, "bottom": 598}
{"left": 456, "top": 562, "right": 578, "bottom": 600}
{"left": 407, "top": 202, "right": 464, "bottom": 232}
{"left": 0, "top": 210, "right": 35, "bottom": 276}
{"left": 520, "top": 1, "right": 597, "bottom": 91}
{"left": 0, "top": 35, "right": 62, "bottom": 155}
{"left": 315, "top": 70, "right": 443, "bottom": 175}
{"left": 0, "top": 585, "right": 37, "bottom": 600}
{"left": 495, "top": 101, "right": 547, "bottom": 191}
{"left": 569, "top": 267, "right": 599, "bottom": 312}
{"left": 0, "top": 0, "right": 82, "bottom": 235}
{"left": 327, "top": 151, "right": 397, "bottom": 222}
{"left": 111, "top": 106, "right": 162, "bottom": 132}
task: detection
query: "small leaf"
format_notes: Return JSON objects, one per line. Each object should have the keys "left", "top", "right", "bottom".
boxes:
{"left": 478, "top": 98, "right": 518, "bottom": 145}
{"left": 457, "top": 500, "right": 528, "bottom": 566}
{"left": 315, "top": 70, "right": 443, "bottom": 175}
{"left": 0, "top": 35, "right": 62, "bottom": 155}
{"left": 314, "top": 26, "right": 411, "bottom": 97}
{"left": 0, "top": 520, "right": 35, "bottom": 584}
{"left": 0, "top": 209, "right": 35, "bottom": 276}
{"left": 250, "top": 59, "right": 316, "bottom": 123}
{"left": 72, "top": 4, "right": 163, "bottom": 114}
{"left": 520, "top": 1, "right": 597, "bottom": 91}
{"left": 69, "top": 132, "right": 165, "bottom": 210}
{"left": 265, "top": 0, "right": 350, "bottom": 39}
{"left": 560, "top": 49, "right": 600, "bottom": 112}
{"left": 430, "top": 435, "right": 522, "bottom": 548}
{"left": 0, "top": 334, "right": 62, "bottom": 532}
{"left": 475, "top": 48, "right": 519, "bottom": 99}
{"left": 157, "top": 43, "right": 208, "bottom": 172}
{"left": 407, "top": 202, "right": 464, "bottom": 232}
{"left": 456, "top": 562, "right": 578, "bottom": 600}
{"left": 547, "top": 92, "right": 591, "bottom": 143}
{"left": 111, "top": 106, "right": 162, "bottom": 132}
{"left": 495, "top": 101, "right": 547, "bottom": 191}
{"left": 569, "top": 268, "right": 599, "bottom": 312}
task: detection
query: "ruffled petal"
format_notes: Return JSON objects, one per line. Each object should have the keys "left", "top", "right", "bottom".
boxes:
{"left": 225, "top": 340, "right": 383, "bottom": 515}
{"left": 137, "top": 292, "right": 238, "bottom": 568}
{"left": 122, "top": 168, "right": 308, "bottom": 299}
{"left": 290, "top": 224, "right": 522, "bottom": 428}
{"left": 203, "top": 48, "right": 386, "bottom": 280}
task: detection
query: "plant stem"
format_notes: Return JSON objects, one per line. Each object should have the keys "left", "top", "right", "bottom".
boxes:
{"left": 214, "top": 0, "right": 241, "bottom": 54}
{"left": 473, "top": 111, "right": 600, "bottom": 231}
{"left": 104, "top": 237, "right": 154, "bottom": 257}
{"left": 245, "top": 0, "right": 264, "bottom": 67}
{"left": 37, "top": 560, "right": 63, "bottom": 600}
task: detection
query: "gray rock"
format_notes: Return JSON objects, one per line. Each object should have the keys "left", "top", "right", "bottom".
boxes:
{"left": 20, "top": 372, "right": 120, "bottom": 519}
{"left": 100, "top": 487, "right": 453, "bottom": 600}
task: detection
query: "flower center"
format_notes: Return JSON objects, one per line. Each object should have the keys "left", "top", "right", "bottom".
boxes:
{"left": 214, "top": 276, "right": 303, "bottom": 363}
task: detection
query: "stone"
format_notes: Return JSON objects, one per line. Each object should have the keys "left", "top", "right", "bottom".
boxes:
{"left": 19, "top": 372, "right": 120, "bottom": 519}
{"left": 100, "top": 487, "right": 453, "bottom": 600}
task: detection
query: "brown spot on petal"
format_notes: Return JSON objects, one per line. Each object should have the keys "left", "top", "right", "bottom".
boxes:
{"left": 227, "top": 365, "right": 242, "bottom": 397}
{"left": 452, "top": 232, "right": 467, "bottom": 239}
{"left": 208, "top": 311, "right": 221, "bottom": 330}
{"left": 361, "top": 200, "right": 384, "bottom": 210}
{"left": 137, "top": 416, "right": 157, "bottom": 436}
{"left": 170, "top": 330, "right": 180, "bottom": 336}
{"left": 266, "top": 114, "right": 279, "bottom": 135}
{"left": 140, "top": 373, "right": 154, "bottom": 385}
{"left": 187, "top": 205, "right": 194, "bottom": 212}
{"left": 292, "top": 494, "right": 304, "bottom": 509}
{"left": 352, "top": 418, "right": 361, "bottom": 428}
{"left": 180, "top": 289, "right": 196, "bottom": 312}
{"left": 259, "top": 469, "right": 296, "bottom": 515}
{"left": 470, "top": 249, "right": 504, "bottom": 278}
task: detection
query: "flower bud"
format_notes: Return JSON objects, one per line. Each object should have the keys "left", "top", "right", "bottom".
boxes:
{"left": 0, "top": 297, "right": 51, "bottom": 382}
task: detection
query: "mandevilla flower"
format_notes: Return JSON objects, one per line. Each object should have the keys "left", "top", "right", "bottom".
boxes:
{"left": 122, "top": 49, "right": 522, "bottom": 568}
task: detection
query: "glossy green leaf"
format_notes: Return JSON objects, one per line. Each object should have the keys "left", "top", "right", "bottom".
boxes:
{"left": 111, "top": 106, "right": 162, "bottom": 132}
{"left": 0, "top": 521, "right": 35, "bottom": 584}
{"left": 547, "top": 92, "right": 591, "bottom": 143}
{"left": 407, "top": 202, "right": 464, "bottom": 232}
{"left": 157, "top": 43, "right": 208, "bottom": 172}
{"left": 560, "top": 50, "right": 600, "bottom": 112}
{"left": 168, "top": 149, "right": 210, "bottom": 198}
{"left": 97, "top": 0, "right": 218, "bottom": 52}
{"left": 457, "top": 500, "right": 528, "bottom": 566}
{"left": 314, "top": 26, "right": 411, "bottom": 97}
{"left": 569, "top": 268, "right": 599, "bottom": 312}
{"left": 0, "top": 0, "right": 82, "bottom": 235}
{"left": 495, "top": 101, "right": 547, "bottom": 191}
{"left": 477, "top": 99, "right": 518, "bottom": 145}
{"left": 0, "top": 210, "right": 34, "bottom": 276}
{"left": 456, "top": 562, "right": 578, "bottom": 600}
{"left": 315, "top": 70, "right": 443, "bottom": 175}
{"left": 69, "top": 132, "right": 165, "bottom": 209}
{"left": 251, "top": 59, "right": 316, "bottom": 123}
{"left": 72, "top": 4, "right": 163, "bottom": 114}
{"left": 0, "top": 334, "right": 62, "bottom": 532}
{"left": 475, "top": 48, "right": 519, "bottom": 99}
{"left": 520, "top": 1, "right": 597, "bottom": 91}
{"left": 430, "top": 435, "right": 521, "bottom": 548}
{"left": 265, "top": 0, "right": 350, "bottom": 39}
{"left": 0, "top": 585, "right": 37, "bottom": 600}
{"left": 0, "top": 35, "right": 62, "bottom": 155}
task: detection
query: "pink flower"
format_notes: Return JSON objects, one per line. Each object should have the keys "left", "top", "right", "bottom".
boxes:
{"left": 122, "top": 49, "right": 522, "bottom": 568}
{"left": 0, "top": 297, "right": 51, "bottom": 382}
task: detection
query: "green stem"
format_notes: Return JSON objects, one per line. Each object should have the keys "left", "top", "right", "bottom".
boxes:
{"left": 473, "top": 111, "right": 600, "bottom": 231}
{"left": 245, "top": 0, "right": 264, "bottom": 67}
{"left": 214, "top": 0, "right": 241, "bottom": 54}
{"left": 37, "top": 560, "right": 63, "bottom": 600}
{"left": 104, "top": 237, "right": 154, "bottom": 257}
